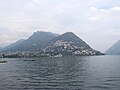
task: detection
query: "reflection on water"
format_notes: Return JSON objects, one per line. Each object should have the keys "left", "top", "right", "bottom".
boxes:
{"left": 0, "top": 56, "right": 120, "bottom": 90}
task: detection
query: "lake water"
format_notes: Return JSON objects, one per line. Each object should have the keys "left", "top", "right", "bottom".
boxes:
{"left": 0, "top": 55, "right": 120, "bottom": 90}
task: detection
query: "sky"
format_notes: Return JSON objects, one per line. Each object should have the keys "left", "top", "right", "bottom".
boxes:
{"left": 0, "top": 0, "right": 120, "bottom": 52}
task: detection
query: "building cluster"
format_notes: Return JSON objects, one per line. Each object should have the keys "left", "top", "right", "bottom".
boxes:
{"left": 0, "top": 40, "right": 102, "bottom": 58}
{"left": 43, "top": 40, "right": 100, "bottom": 56}
{"left": 0, "top": 51, "right": 62, "bottom": 58}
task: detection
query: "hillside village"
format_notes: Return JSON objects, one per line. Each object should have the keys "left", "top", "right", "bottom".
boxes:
{"left": 0, "top": 32, "right": 104, "bottom": 58}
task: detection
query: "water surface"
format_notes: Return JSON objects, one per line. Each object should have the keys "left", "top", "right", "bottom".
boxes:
{"left": 0, "top": 55, "right": 120, "bottom": 90}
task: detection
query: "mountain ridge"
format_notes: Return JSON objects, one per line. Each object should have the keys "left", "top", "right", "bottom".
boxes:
{"left": 0, "top": 31, "right": 104, "bottom": 57}
{"left": 43, "top": 32, "right": 103, "bottom": 56}
{"left": 105, "top": 40, "right": 120, "bottom": 55}
{"left": 1, "top": 31, "right": 57, "bottom": 52}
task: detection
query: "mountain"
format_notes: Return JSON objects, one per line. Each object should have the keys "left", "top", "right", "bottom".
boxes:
{"left": 105, "top": 40, "right": 120, "bottom": 55}
{"left": 43, "top": 32, "right": 103, "bottom": 56}
{"left": 1, "top": 39, "right": 25, "bottom": 52}
{"left": 0, "top": 47, "right": 2, "bottom": 50}
{"left": 1, "top": 31, "right": 57, "bottom": 52}
{"left": 49, "top": 32, "right": 91, "bottom": 49}
{"left": 1, "top": 31, "right": 103, "bottom": 57}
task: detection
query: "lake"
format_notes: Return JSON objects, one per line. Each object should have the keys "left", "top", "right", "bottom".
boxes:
{"left": 0, "top": 55, "right": 120, "bottom": 90}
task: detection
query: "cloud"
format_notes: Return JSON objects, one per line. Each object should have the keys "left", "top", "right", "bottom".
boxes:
{"left": 89, "top": 17, "right": 98, "bottom": 21}
{"left": 110, "top": 7, "right": 120, "bottom": 11}
{"left": 0, "top": 0, "right": 120, "bottom": 52}
{"left": 32, "top": 0, "right": 40, "bottom": 3}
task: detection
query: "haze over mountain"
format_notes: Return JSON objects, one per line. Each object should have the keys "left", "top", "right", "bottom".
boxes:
{"left": 105, "top": 40, "right": 120, "bottom": 55}
{"left": 1, "top": 39, "right": 25, "bottom": 52}
{"left": 0, "top": 47, "right": 2, "bottom": 50}
{"left": 1, "top": 31, "right": 57, "bottom": 52}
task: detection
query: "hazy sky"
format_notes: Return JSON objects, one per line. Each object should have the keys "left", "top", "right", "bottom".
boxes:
{"left": 0, "top": 0, "right": 120, "bottom": 52}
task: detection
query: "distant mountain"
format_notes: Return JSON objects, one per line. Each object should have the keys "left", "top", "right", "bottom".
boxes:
{"left": 0, "top": 47, "right": 2, "bottom": 50}
{"left": 1, "top": 31, "right": 57, "bottom": 52}
{"left": 43, "top": 32, "right": 103, "bottom": 56}
{"left": 1, "top": 39, "right": 25, "bottom": 52}
{"left": 105, "top": 40, "right": 120, "bottom": 55}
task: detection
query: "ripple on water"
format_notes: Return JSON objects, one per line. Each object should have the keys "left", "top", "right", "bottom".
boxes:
{"left": 0, "top": 56, "right": 120, "bottom": 90}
